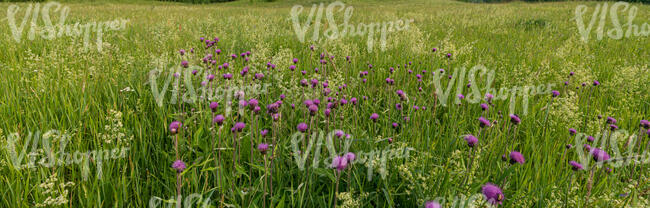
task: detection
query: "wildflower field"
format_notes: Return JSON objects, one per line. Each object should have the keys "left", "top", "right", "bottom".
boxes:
{"left": 0, "top": 0, "right": 649, "bottom": 207}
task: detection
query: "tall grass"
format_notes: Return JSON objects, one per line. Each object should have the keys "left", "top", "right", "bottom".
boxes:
{"left": 0, "top": 0, "right": 648, "bottom": 207}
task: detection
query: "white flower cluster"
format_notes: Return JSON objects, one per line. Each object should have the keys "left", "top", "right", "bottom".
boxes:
{"left": 336, "top": 190, "right": 367, "bottom": 208}
{"left": 35, "top": 173, "right": 74, "bottom": 207}
{"left": 99, "top": 109, "right": 132, "bottom": 146}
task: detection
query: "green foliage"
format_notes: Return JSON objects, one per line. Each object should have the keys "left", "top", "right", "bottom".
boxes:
{"left": 0, "top": 0, "right": 649, "bottom": 207}
{"left": 157, "top": 0, "right": 234, "bottom": 3}
{"left": 458, "top": 0, "right": 649, "bottom": 3}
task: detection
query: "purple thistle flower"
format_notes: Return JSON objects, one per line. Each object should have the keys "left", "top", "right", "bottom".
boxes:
{"left": 583, "top": 144, "right": 591, "bottom": 152}
{"left": 593, "top": 80, "right": 600, "bottom": 86}
{"left": 607, "top": 117, "right": 617, "bottom": 124}
{"left": 239, "top": 100, "right": 248, "bottom": 108}
{"left": 255, "top": 73, "right": 264, "bottom": 80}
{"left": 510, "top": 114, "right": 521, "bottom": 125}
{"left": 169, "top": 121, "right": 181, "bottom": 135}
{"left": 569, "top": 128, "right": 577, "bottom": 136}
{"left": 646, "top": 129, "right": 650, "bottom": 137}
{"left": 297, "top": 123, "right": 308, "bottom": 132}
{"left": 289, "top": 65, "right": 296, "bottom": 71}
{"left": 425, "top": 201, "right": 441, "bottom": 208}
{"left": 432, "top": 48, "right": 437, "bottom": 52}
{"left": 509, "top": 151, "right": 525, "bottom": 164}
{"left": 293, "top": 58, "right": 298, "bottom": 64}
{"left": 248, "top": 99, "right": 259, "bottom": 108}
{"left": 485, "top": 93, "right": 494, "bottom": 103}
{"left": 266, "top": 103, "right": 280, "bottom": 114}
{"left": 552, "top": 90, "right": 560, "bottom": 97}
{"left": 590, "top": 148, "right": 610, "bottom": 162}
{"left": 308, "top": 105, "right": 318, "bottom": 116}
{"left": 331, "top": 156, "right": 348, "bottom": 171}
{"left": 479, "top": 117, "right": 491, "bottom": 128}
{"left": 464, "top": 134, "right": 478, "bottom": 148}
{"left": 233, "top": 122, "right": 246, "bottom": 132}
{"left": 209, "top": 102, "right": 219, "bottom": 112}
{"left": 457, "top": 94, "right": 465, "bottom": 100}
{"left": 566, "top": 144, "right": 573, "bottom": 149}
{"left": 370, "top": 113, "right": 379, "bottom": 122}
{"left": 335, "top": 130, "right": 344, "bottom": 138}
{"left": 610, "top": 124, "right": 618, "bottom": 131}
{"left": 640, "top": 120, "right": 650, "bottom": 129}
{"left": 172, "top": 160, "right": 186, "bottom": 173}
{"left": 223, "top": 73, "right": 233, "bottom": 80}
{"left": 213, "top": 115, "right": 225, "bottom": 126}
{"left": 587, "top": 136, "right": 595, "bottom": 142}
{"left": 446, "top": 53, "right": 452, "bottom": 58}
{"left": 181, "top": 60, "right": 189, "bottom": 68}
{"left": 480, "top": 103, "right": 489, "bottom": 111}
{"left": 179, "top": 49, "right": 185, "bottom": 56}
{"left": 345, "top": 152, "right": 356, "bottom": 162}
{"left": 260, "top": 129, "right": 269, "bottom": 137}
{"left": 482, "top": 183, "right": 504, "bottom": 205}
{"left": 257, "top": 143, "right": 269, "bottom": 155}
{"left": 569, "top": 161, "right": 583, "bottom": 171}
{"left": 240, "top": 67, "right": 249, "bottom": 76}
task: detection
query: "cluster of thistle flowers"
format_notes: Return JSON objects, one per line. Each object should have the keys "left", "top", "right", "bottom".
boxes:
{"left": 163, "top": 36, "right": 432, "bottom": 206}
{"left": 159, "top": 38, "right": 624, "bottom": 207}
{"left": 549, "top": 71, "right": 650, "bottom": 205}
{"left": 561, "top": 116, "right": 650, "bottom": 204}
{"left": 423, "top": 183, "right": 505, "bottom": 208}
{"left": 420, "top": 63, "right": 583, "bottom": 207}
{"left": 165, "top": 36, "right": 294, "bottom": 206}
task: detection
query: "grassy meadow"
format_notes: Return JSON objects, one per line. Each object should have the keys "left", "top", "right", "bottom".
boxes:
{"left": 0, "top": 0, "right": 649, "bottom": 207}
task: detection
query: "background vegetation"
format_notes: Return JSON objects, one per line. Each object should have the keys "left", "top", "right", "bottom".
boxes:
{"left": 0, "top": 0, "right": 648, "bottom": 207}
